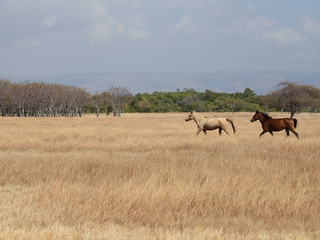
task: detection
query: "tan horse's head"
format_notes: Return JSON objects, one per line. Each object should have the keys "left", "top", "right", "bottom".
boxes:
{"left": 185, "top": 111, "right": 196, "bottom": 122}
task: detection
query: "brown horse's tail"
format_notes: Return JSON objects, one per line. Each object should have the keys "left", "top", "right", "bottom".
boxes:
{"left": 226, "top": 118, "right": 236, "bottom": 134}
{"left": 293, "top": 118, "right": 298, "bottom": 128}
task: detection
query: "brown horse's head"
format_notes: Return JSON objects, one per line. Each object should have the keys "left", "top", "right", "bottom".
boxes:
{"left": 250, "top": 111, "right": 260, "bottom": 122}
{"left": 185, "top": 111, "right": 196, "bottom": 122}
{"left": 251, "top": 111, "right": 272, "bottom": 122}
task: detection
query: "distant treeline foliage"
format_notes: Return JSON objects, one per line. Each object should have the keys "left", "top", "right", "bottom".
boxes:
{"left": 0, "top": 80, "right": 89, "bottom": 117}
{"left": 127, "top": 88, "right": 262, "bottom": 113}
{"left": 1, "top": 79, "right": 319, "bottom": 117}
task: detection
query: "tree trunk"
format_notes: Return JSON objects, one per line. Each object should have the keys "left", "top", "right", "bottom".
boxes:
{"left": 96, "top": 107, "right": 100, "bottom": 117}
{"left": 290, "top": 111, "right": 295, "bottom": 119}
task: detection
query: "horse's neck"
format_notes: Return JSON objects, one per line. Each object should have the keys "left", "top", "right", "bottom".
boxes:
{"left": 258, "top": 116, "right": 266, "bottom": 124}
{"left": 193, "top": 115, "right": 204, "bottom": 126}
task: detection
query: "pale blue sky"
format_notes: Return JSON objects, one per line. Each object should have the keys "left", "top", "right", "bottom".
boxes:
{"left": 0, "top": 0, "right": 319, "bottom": 76}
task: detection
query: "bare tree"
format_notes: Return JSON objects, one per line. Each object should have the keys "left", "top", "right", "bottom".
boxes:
{"left": 65, "top": 86, "right": 90, "bottom": 117}
{"left": 106, "top": 86, "right": 132, "bottom": 117}
{"left": 91, "top": 92, "right": 105, "bottom": 117}
{"left": 0, "top": 80, "right": 93, "bottom": 117}
{"left": 267, "top": 82, "right": 320, "bottom": 118}
{"left": 101, "top": 91, "right": 112, "bottom": 117}
{"left": 10, "top": 83, "right": 27, "bottom": 116}
{"left": 0, "top": 80, "right": 13, "bottom": 116}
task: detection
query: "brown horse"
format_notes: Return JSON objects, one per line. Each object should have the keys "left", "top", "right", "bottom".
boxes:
{"left": 250, "top": 111, "right": 299, "bottom": 139}
{"left": 185, "top": 111, "right": 236, "bottom": 136}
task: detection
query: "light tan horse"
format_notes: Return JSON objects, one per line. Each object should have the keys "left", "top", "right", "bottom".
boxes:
{"left": 185, "top": 111, "right": 236, "bottom": 135}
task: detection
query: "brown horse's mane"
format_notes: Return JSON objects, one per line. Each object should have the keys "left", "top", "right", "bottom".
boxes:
{"left": 257, "top": 111, "right": 273, "bottom": 119}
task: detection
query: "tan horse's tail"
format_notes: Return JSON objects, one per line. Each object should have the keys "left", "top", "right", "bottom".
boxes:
{"left": 226, "top": 118, "right": 236, "bottom": 134}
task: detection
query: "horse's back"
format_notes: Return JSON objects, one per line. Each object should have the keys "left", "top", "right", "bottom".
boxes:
{"left": 267, "top": 118, "right": 294, "bottom": 131}
{"left": 202, "top": 118, "right": 224, "bottom": 130}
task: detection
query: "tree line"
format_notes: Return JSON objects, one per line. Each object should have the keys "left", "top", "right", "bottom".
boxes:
{"left": 0, "top": 80, "right": 131, "bottom": 117}
{"left": 126, "top": 87, "right": 262, "bottom": 113}
{"left": 1, "top": 79, "right": 320, "bottom": 117}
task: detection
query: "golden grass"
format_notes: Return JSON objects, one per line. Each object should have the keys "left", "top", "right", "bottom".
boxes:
{"left": 0, "top": 112, "right": 319, "bottom": 239}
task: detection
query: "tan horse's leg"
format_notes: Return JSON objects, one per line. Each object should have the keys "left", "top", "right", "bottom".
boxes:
{"left": 220, "top": 122, "right": 229, "bottom": 135}
{"left": 222, "top": 128, "right": 229, "bottom": 135}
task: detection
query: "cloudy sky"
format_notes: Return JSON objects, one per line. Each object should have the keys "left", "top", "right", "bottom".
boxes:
{"left": 0, "top": 0, "right": 319, "bottom": 76}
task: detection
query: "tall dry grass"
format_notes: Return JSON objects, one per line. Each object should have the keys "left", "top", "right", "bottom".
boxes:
{"left": 0, "top": 112, "right": 319, "bottom": 239}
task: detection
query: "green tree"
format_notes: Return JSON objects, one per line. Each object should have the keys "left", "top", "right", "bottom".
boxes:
{"left": 243, "top": 88, "right": 256, "bottom": 98}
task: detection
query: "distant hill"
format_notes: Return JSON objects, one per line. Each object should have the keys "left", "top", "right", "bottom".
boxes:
{"left": 4, "top": 71, "right": 320, "bottom": 95}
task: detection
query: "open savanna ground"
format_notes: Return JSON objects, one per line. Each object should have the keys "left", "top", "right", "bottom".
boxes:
{"left": 0, "top": 112, "right": 319, "bottom": 240}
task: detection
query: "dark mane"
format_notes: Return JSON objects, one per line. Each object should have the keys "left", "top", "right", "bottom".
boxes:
{"left": 257, "top": 111, "right": 273, "bottom": 119}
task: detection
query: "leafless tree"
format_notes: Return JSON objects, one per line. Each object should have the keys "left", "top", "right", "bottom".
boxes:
{"left": 0, "top": 80, "right": 91, "bottom": 117}
{"left": 106, "top": 86, "right": 132, "bottom": 117}
{"left": 100, "top": 91, "right": 112, "bottom": 117}
{"left": 267, "top": 82, "right": 320, "bottom": 118}
{"left": 0, "top": 80, "right": 13, "bottom": 116}
{"left": 91, "top": 92, "right": 104, "bottom": 117}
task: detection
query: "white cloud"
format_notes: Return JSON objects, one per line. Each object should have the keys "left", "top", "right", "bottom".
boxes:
{"left": 301, "top": 16, "right": 320, "bottom": 36}
{"left": 42, "top": 16, "right": 57, "bottom": 27}
{"left": 93, "top": 2, "right": 108, "bottom": 18}
{"left": 125, "top": 14, "right": 151, "bottom": 40}
{"left": 0, "top": 0, "right": 319, "bottom": 74}
{"left": 231, "top": 16, "right": 277, "bottom": 35}
{"left": 170, "top": 16, "right": 195, "bottom": 35}
{"left": 231, "top": 18, "right": 258, "bottom": 35}
{"left": 87, "top": 20, "right": 125, "bottom": 44}
{"left": 244, "top": 3, "right": 256, "bottom": 12}
{"left": 228, "top": 16, "right": 304, "bottom": 46}
{"left": 127, "top": 28, "right": 151, "bottom": 40}
{"left": 74, "top": 1, "right": 152, "bottom": 45}
{"left": 261, "top": 28, "right": 304, "bottom": 46}
{"left": 84, "top": 15, "right": 151, "bottom": 45}
{"left": 155, "top": 0, "right": 221, "bottom": 9}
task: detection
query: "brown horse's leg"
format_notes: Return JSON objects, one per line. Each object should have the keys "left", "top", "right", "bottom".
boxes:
{"left": 285, "top": 129, "right": 290, "bottom": 136}
{"left": 284, "top": 120, "right": 299, "bottom": 139}
{"left": 290, "top": 129, "right": 299, "bottom": 139}
{"left": 288, "top": 125, "right": 299, "bottom": 139}
{"left": 259, "top": 130, "right": 267, "bottom": 137}
{"left": 269, "top": 131, "right": 274, "bottom": 136}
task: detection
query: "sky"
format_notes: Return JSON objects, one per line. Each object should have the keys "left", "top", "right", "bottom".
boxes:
{"left": 0, "top": 0, "right": 320, "bottom": 76}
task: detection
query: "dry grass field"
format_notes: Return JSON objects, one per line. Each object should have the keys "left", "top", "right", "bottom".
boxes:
{"left": 0, "top": 112, "right": 319, "bottom": 240}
